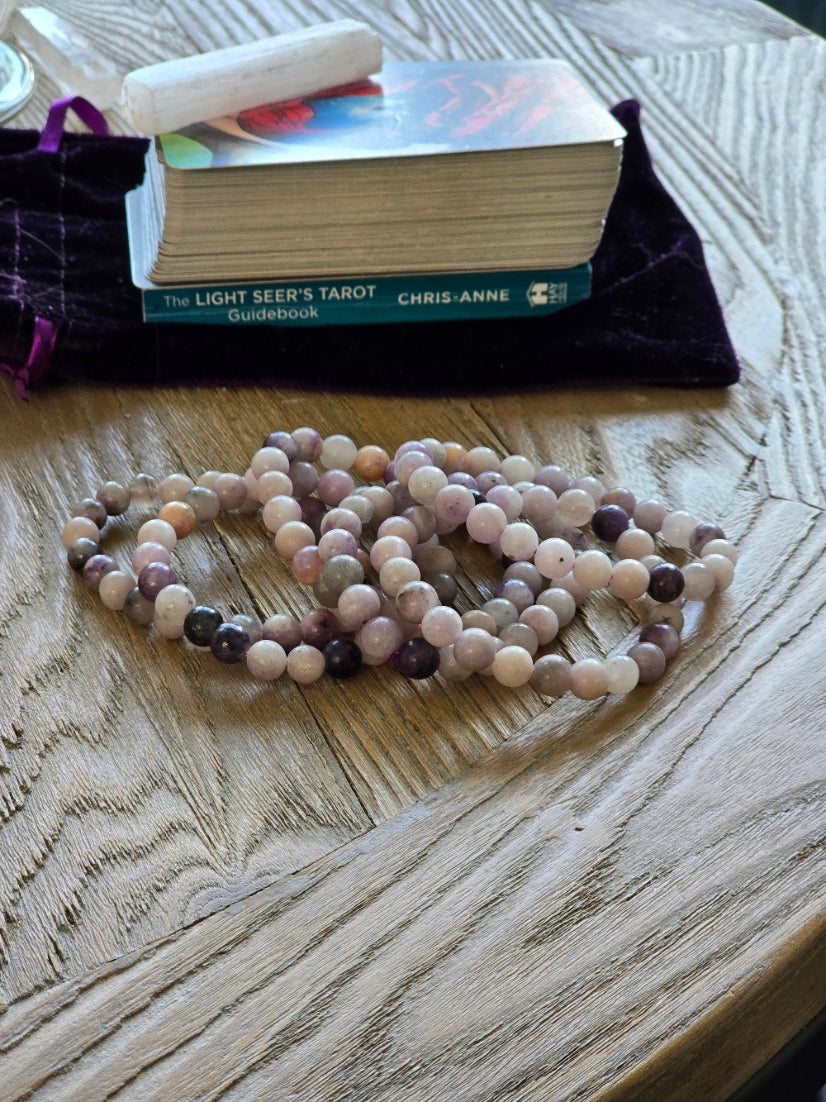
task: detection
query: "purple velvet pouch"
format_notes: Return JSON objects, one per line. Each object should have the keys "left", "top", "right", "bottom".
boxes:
{"left": 0, "top": 97, "right": 739, "bottom": 397}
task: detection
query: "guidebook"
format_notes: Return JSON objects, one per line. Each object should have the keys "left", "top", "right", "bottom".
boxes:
{"left": 126, "top": 57, "right": 625, "bottom": 296}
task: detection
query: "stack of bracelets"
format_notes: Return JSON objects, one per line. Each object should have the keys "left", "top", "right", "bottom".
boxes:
{"left": 61, "top": 429, "right": 737, "bottom": 699}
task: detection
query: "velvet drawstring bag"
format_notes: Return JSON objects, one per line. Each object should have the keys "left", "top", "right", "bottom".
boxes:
{"left": 0, "top": 96, "right": 739, "bottom": 398}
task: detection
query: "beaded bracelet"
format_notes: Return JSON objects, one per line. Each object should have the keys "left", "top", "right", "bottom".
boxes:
{"left": 61, "top": 429, "right": 737, "bottom": 700}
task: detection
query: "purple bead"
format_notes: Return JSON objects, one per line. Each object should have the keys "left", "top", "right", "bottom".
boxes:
{"left": 263, "top": 430, "right": 298, "bottom": 460}
{"left": 210, "top": 622, "right": 251, "bottom": 663}
{"left": 298, "top": 496, "right": 327, "bottom": 536}
{"left": 591, "top": 504, "right": 630, "bottom": 542}
{"left": 477, "top": 471, "right": 507, "bottom": 494}
{"left": 396, "top": 637, "right": 441, "bottom": 679}
{"left": 300, "top": 607, "right": 341, "bottom": 649}
{"left": 82, "top": 553, "right": 118, "bottom": 591}
{"left": 689, "top": 523, "right": 726, "bottom": 555}
{"left": 639, "top": 621, "right": 680, "bottom": 660}
{"left": 184, "top": 605, "right": 223, "bottom": 647}
{"left": 138, "top": 561, "right": 179, "bottom": 600}
{"left": 72, "top": 497, "right": 108, "bottom": 528}
{"left": 447, "top": 471, "right": 479, "bottom": 491}
{"left": 628, "top": 641, "right": 667, "bottom": 684}
{"left": 647, "top": 563, "right": 685, "bottom": 603}
{"left": 493, "top": 578, "right": 534, "bottom": 612}
{"left": 67, "top": 537, "right": 103, "bottom": 571}
{"left": 323, "top": 638, "right": 363, "bottom": 679}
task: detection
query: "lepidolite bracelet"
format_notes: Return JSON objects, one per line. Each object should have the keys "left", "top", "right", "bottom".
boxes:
{"left": 62, "top": 429, "right": 737, "bottom": 698}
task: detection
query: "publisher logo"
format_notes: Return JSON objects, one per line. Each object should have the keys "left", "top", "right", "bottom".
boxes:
{"left": 526, "top": 281, "right": 568, "bottom": 307}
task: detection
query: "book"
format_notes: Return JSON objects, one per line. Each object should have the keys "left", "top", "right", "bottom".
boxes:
{"left": 126, "top": 58, "right": 624, "bottom": 290}
{"left": 126, "top": 236, "right": 592, "bottom": 326}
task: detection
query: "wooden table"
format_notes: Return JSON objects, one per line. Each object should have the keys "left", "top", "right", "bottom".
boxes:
{"left": 1, "top": 1, "right": 824, "bottom": 1098}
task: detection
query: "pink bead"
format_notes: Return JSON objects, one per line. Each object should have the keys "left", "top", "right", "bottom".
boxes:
{"left": 132, "top": 541, "right": 171, "bottom": 572}
{"left": 609, "top": 558, "right": 650, "bottom": 600}
{"left": 570, "top": 658, "right": 609, "bottom": 700}
{"left": 137, "top": 518, "right": 177, "bottom": 551}
{"left": 370, "top": 535, "right": 412, "bottom": 570}
{"left": 519, "top": 604, "right": 559, "bottom": 645}
{"left": 317, "top": 469, "right": 355, "bottom": 507}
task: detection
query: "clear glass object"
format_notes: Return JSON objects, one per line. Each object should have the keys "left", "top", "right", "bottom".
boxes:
{"left": 0, "top": 40, "right": 34, "bottom": 122}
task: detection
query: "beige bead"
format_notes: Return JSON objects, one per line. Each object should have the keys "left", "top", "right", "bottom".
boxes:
{"left": 137, "top": 518, "right": 177, "bottom": 551}
{"left": 572, "top": 549, "right": 612, "bottom": 590}
{"left": 273, "top": 520, "right": 315, "bottom": 559}
{"left": 492, "top": 645, "right": 534, "bottom": 687}
{"left": 615, "top": 527, "right": 656, "bottom": 559}
{"left": 380, "top": 556, "right": 421, "bottom": 597}
{"left": 62, "top": 515, "right": 100, "bottom": 548}
{"left": 610, "top": 558, "right": 651, "bottom": 600}
{"left": 286, "top": 644, "right": 325, "bottom": 684}
{"left": 703, "top": 553, "right": 736, "bottom": 592}
{"left": 98, "top": 570, "right": 135, "bottom": 611}
{"left": 570, "top": 658, "right": 609, "bottom": 700}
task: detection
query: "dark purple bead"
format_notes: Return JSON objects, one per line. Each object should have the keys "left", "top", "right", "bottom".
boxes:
{"left": 628, "top": 641, "right": 667, "bottom": 684}
{"left": 184, "top": 605, "right": 223, "bottom": 647}
{"left": 82, "top": 553, "right": 117, "bottom": 591}
{"left": 591, "top": 504, "right": 630, "bottom": 542}
{"left": 471, "top": 489, "right": 486, "bottom": 506}
{"left": 647, "top": 563, "right": 685, "bottom": 603}
{"left": 210, "top": 622, "right": 251, "bottom": 663}
{"left": 639, "top": 621, "right": 680, "bottom": 660}
{"left": 138, "top": 561, "right": 179, "bottom": 600}
{"left": 689, "top": 523, "right": 726, "bottom": 556}
{"left": 396, "top": 637, "right": 440, "bottom": 679}
{"left": 300, "top": 607, "right": 341, "bottom": 649}
{"left": 323, "top": 638, "right": 363, "bottom": 679}
{"left": 299, "top": 496, "right": 327, "bottom": 536}
{"left": 67, "top": 537, "right": 103, "bottom": 571}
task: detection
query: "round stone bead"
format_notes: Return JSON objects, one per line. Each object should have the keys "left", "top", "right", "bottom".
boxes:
{"left": 421, "top": 605, "right": 463, "bottom": 647}
{"left": 132, "top": 540, "right": 171, "bottom": 573}
{"left": 466, "top": 502, "right": 507, "bottom": 544}
{"left": 689, "top": 522, "right": 726, "bottom": 555}
{"left": 530, "top": 654, "right": 572, "bottom": 697}
{"left": 519, "top": 604, "right": 559, "bottom": 645}
{"left": 639, "top": 621, "right": 680, "bottom": 659}
{"left": 536, "top": 587, "right": 576, "bottom": 627}
{"left": 499, "top": 521, "right": 539, "bottom": 562}
{"left": 262, "top": 613, "right": 302, "bottom": 652}
{"left": 317, "top": 530, "right": 359, "bottom": 564}
{"left": 609, "top": 558, "right": 651, "bottom": 601}
{"left": 533, "top": 537, "right": 575, "bottom": 580}
{"left": 286, "top": 643, "right": 326, "bottom": 683}
{"left": 395, "top": 580, "right": 439, "bottom": 623}
{"left": 197, "top": 470, "right": 222, "bottom": 490}
{"left": 182, "top": 486, "right": 220, "bottom": 524}
{"left": 499, "top": 454, "right": 536, "bottom": 485}
{"left": 62, "top": 515, "right": 101, "bottom": 549}
{"left": 82, "top": 553, "right": 117, "bottom": 592}
{"left": 262, "top": 494, "right": 302, "bottom": 533}
{"left": 681, "top": 561, "right": 716, "bottom": 601}
{"left": 355, "top": 616, "right": 404, "bottom": 665}
{"left": 407, "top": 465, "right": 449, "bottom": 508}
{"left": 210, "top": 622, "right": 251, "bottom": 663}
{"left": 323, "top": 638, "right": 363, "bottom": 679}
{"left": 291, "top": 544, "right": 324, "bottom": 585}
{"left": 337, "top": 583, "right": 382, "bottom": 629}
{"left": 461, "top": 610, "right": 497, "bottom": 634}
{"left": 602, "top": 487, "right": 636, "bottom": 515}
{"left": 413, "top": 544, "right": 456, "bottom": 576}
{"left": 660, "top": 510, "right": 699, "bottom": 550}
{"left": 498, "top": 623, "right": 539, "bottom": 655}
{"left": 703, "top": 553, "right": 736, "bottom": 592}
{"left": 633, "top": 499, "right": 668, "bottom": 535}
{"left": 67, "top": 536, "right": 103, "bottom": 571}
{"left": 615, "top": 527, "right": 656, "bottom": 560}
{"left": 572, "top": 475, "right": 605, "bottom": 505}
{"left": 246, "top": 639, "right": 288, "bottom": 681}
{"left": 72, "top": 497, "right": 108, "bottom": 528}
{"left": 377, "top": 515, "right": 418, "bottom": 546}
{"left": 591, "top": 504, "right": 630, "bottom": 543}
{"left": 701, "top": 539, "right": 738, "bottom": 565}
{"left": 153, "top": 584, "right": 196, "bottom": 639}
{"left": 321, "top": 554, "right": 364, "bottom": 595}
{"left": 274, "top": 520, "right": 315, "bottom": 559}
{"left": 628, "top": 641, "right": 667, "bottom": 683}
{"left": 357, "top": 485, "right": 394, "bottom": 523}
{"left": 137, "top": 518, "right": 177, "bottom": 551}
{"left": 555, "top": 488, "right": 596, "bottom": 528}
{"left": 647, "top": 563, "right": 685, "bottom": 603}
{"left": 263, "top": 430, "right": 298, "bottom": 460}
{"left": 380, "top": 556, "right": 421, "bottom": 597}
{"left": 288, "top": 461, "right": 319, "bottom": 498}
{"left": 251, "top": 446, "right": 290, "bottom": 479}
{"left": 353, "top": 444, "right": 390, "bottom": 481}
{"left": 438, "top": 644, "right": 474, "bottom": 681}
{"left": 300, "top": 608, "right": 341, "bottom": 649}
{"left": 158, "top": 500, "right": 197, "bottom": 539}
{"left": 320, "top": 434, "right": 358, "bottom": 471}
{"left": 570, "top": 658, "right": 609, "bottom": 700}
{"left": 229, "top": 614, "right": 261, "bottom": 644}
{"left": 643, "top": 602, "right": 685, "bottom": 632}
{"left": 481, "top": 598, "right": 519, "bottom": 631}
{"left": 476, "top": 471, "right": 508, "bottom": 495}
{"left": 604, "top": 655, "right": 640, "bottom": 694}
{"left": 184, "top": 605, "right": 224, "bottom": 647}
{"left": 138, "top": 561, "right": 178, "bottom": 600}
{"left": 99, "top": 570, "right": 136, "bottom": 611}
{"left": 492, "top": 645, "right": 534, "bottom": 686}
{"left": 393, "top": 450, "right": 432, "bottom": 486}
{"left": 123, "top": 587, "right": 156, "bottom": 625}
{"left": 466, "top": 446, "right": 500, "bottom": 476}
{"left": 396, "top": 637, "right": 441, "bottom": 679}
{"left": 214, "top": 473, "right": 248, "bottom": 511}
{"left": 534, "top": 465, "right": 570, "bottom": 494}
{"left": 256, "top": 470, "right": 293, "bottom": 504}
{"left": 160, "top": 473, "right": 195, "bottom": 503}
{"left": 442, "top": 442, "right": 469, "bottom": 474}
{"left": 520, "top": 484, "right": 558, "bottom": 529}
{"left": 422, "top": 571, "right": 458, "bottom": 605}
{"left": 317, "top": 469, "right": 355, "bottom": 507}
{"left": 370, "top": 535, "right": 413, "bottom": 571}
{"left": 503, "top": 561, "right": 543, "bottom": 596}
{"left": 128, "top": 473, "right": 161, "bottom": 509}
{"left": 96, "top": 480, "right": 131, "bottom": 516}
{"left": 453, "top": 627, "right": 497, "bottom": 671}
{"left": 572, "top": 549, "right": 613, "bottom": 590}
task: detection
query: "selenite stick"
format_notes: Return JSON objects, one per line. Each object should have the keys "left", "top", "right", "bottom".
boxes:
{"left": 120, "top": 19, "right": 382, "bottom": 134}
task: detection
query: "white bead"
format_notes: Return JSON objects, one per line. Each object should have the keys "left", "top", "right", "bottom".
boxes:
{"left": 491, "top": 645, "right": 534, "bottom": 687}
{"left": 703, "top": 553, "right": 735, "bottom": 592}
{"left": 250, "top": 446, "right": 290, "bottom": 478}
{"left": 262, "top": 494, "right": 302, "bottom": 533}
{"left": 160, "top": 473, "right": 195, "bottom": 503}
{"left": 379, "top": 556, "right": 420, "bottom": 596}
{"left": 555, "top": 488, "right": 595, "bottom": 527}
{"left": 421, "top": 605, "right": 463, "bottom": 647}
{"left": 499, "top": 521, "right": 539, "bottom": 562}
{"left": 682, "top": 561, "right": 716, "bottom": 601}
{"left": 246, "top": 639, "right": 288, "bottom": 680}
{"left": 407, "top": 464, "right": 449, "bottom": 508}
{"left": 255, "top": 469, "right": 293, "bottom": 504}
{"left": 572, "top": 549, "right": 612, "bottom": 590}
{"left": 137, "top": 518, "right": 177, "bottom": 551}
{"left": 570, "top": 658, "right": 609, "bottom": 699}
{"left": 98, "top": 570, "right": 135, "bottom": 610}
{"left": 534, "top": 537, "right": 575, "bottom": 579}
{"left": 701, "top": 538, "right": 738, "bottom": 565}
{"left": 153, "top": 584, "right": 196, "bottom": 638}
{"left": 499, "top": 454, "right": 536, "bottom": 484}
{"left": 661, "top": 510, "right": 699, "bottom": 549}
{"left": 604, "top": 655, "right": 640, "bottom": 694}
{"left": 62, "top": 515, "right": 100, "bottom": 548}
{"left": 320, "top": 434, "right": 357, "bottom": 470}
